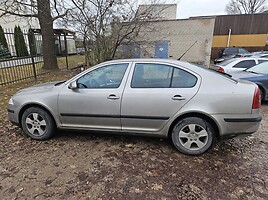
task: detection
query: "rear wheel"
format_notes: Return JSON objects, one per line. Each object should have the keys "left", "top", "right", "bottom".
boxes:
{"left": 171, "top": 117, "right": 215, "bottom": 155}
{"left": 21, "top": 107, "right": 55, "bottom": 140}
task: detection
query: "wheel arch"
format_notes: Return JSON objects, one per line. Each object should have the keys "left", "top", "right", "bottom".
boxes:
{"left": 19, "top": 103, "right": 57, "bottom": 127}
{"left": 168, "top": 112, "right": 220, "bottom": 139}
{"left": 256, "top": 84, "right": 266, "bottom": 100}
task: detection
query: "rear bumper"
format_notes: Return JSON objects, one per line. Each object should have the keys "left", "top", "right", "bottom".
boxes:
{"left": 212, "top": 113, "right": 262, "bottom": 138}
{"left": 224, "top": 117, "right": 262, "bottom": 123}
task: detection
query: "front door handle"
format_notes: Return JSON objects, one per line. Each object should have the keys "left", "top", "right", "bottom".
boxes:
{"left": 172, "top": 95, "right": 186, "bottom": 101}
{"left": 107, "top": 94, "right": 120, "bottom": 100}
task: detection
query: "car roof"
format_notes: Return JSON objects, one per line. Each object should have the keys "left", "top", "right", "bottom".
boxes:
{"left": 99, "top": 58, "right": 193, "bottom": 67}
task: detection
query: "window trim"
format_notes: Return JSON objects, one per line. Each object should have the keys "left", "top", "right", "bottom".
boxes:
{"left": 130, "top": 63, "right": 198, "bottom": 89}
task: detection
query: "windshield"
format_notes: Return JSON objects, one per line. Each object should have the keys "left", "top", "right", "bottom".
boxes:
{"left": 246, "top": 62, "right": 268, "bottom": 74}
{"left": 218, "top": 58, "right": 236, "bottom": 66}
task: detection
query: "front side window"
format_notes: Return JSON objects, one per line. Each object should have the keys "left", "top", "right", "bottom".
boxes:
{"left": 77, "top": 63, "right": 128, "bottom": 88}
{"left": 131, "top": 63, "right": 197, "bottom": 88}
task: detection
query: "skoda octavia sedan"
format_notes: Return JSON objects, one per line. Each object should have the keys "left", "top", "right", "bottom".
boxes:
{"left": 7, "top": 59, "right": 262, "bottom": 155}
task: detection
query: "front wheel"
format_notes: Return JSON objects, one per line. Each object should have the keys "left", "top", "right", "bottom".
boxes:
{"left": 21, "top": 107, "right": 56, "bottom": 140}
{"left": 171, "top": 117, "right": 215, "bottom": 155}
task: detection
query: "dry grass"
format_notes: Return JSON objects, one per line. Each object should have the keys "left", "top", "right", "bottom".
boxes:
{"left": 58, "top": 55, "right": 85, "bottom": 69}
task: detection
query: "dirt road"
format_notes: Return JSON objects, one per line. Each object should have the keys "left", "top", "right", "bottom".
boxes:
{"left": 1, "top": 104, "right": 267, "bottom": 200}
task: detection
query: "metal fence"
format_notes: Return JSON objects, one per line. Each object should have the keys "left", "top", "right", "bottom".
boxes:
{"left": 0, "top": 28, "right": 48, "bottom": 86}
{"left": 0, "top": 28, "right": 74, "bottom": 86}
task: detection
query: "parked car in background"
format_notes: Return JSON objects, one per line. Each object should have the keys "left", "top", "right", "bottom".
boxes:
{"left": 76, "top": 47, "right": 85, "bottom": 55}
{"left": 230, "top": 62, "right": 268, "bottom": 101}
{"left": 250, "top": 52, "right": 268, "bottom": 59}
{"left": 214, "top": 47, "right": 250, "bottom": 64}
{"left": 214, "top": 57, "right": 268, "bottom": 73}
{"left": 7, "top": 59, "right": 262, "bottom": 155}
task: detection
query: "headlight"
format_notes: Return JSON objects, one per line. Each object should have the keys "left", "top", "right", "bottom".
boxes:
{"left": 8, "top": 98, "right": 14, "bottom": 105}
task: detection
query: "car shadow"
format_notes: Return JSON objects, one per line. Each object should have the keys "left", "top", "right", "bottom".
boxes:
{"left": 52, "top": 130, "right": 247, "bottom": 158}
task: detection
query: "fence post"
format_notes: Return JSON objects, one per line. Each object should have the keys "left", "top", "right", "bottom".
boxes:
{"left": 64, "top": 32, "right": 69, "bottom": 69}
{"left": 30, "top": 43, "right": 37, "bottom": 81}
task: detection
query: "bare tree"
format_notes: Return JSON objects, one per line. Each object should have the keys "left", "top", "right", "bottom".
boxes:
{"left": 0, "top": 0, "right": 70, "bottom": 70}
{"left": 60, "top": 0, "right": 169, "bottom": 66}
{"left": 225, "top": 0, "right": 267, "bottom": 14}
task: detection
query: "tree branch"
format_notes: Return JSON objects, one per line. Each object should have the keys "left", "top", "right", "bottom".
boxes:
{"left": 0, "top": 9, "right": 38, "bottom": 18}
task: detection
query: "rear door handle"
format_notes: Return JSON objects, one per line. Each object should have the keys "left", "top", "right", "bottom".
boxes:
{"left": 172, "top": 95, "right": 186, "bottom": 101}
{"left": 107, "top": 94, "right": 120, "bottom": 100}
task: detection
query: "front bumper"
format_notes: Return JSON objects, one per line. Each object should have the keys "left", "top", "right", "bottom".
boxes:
{"left": 7, "top": 104, "right": 20, "bottom": 127}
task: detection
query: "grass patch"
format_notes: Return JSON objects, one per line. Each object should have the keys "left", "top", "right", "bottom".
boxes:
{"left": 58, "top": 55, "right": 85, "bottom": 69}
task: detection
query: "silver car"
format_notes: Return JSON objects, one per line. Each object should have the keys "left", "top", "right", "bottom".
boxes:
{"left": 7, "top": 59, "right": 262, "bottom": 155}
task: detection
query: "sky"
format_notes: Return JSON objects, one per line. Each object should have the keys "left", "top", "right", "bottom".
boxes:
{"left": 138, "top": 0, "right": 268, "bottom": 19}
{"left": 176, "top": 0, "right": 230, "bottom": 19}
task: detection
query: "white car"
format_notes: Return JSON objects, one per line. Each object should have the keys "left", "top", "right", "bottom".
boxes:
{"left": 215, "top": 58, "right": 268, "bottom": 73}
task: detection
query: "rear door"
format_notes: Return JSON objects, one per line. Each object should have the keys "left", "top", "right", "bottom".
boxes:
{"left": 121, "top": 62, "right": 200, "bottom": 132}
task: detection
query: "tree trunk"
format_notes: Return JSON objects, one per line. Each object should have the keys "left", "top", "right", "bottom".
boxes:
{"left": 37, "top": 0, "right": 59, "bottom": 70}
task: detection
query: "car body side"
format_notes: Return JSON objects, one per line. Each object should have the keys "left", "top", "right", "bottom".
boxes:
{"left": 8, "top": 59, "right": 261, "bottom": 139}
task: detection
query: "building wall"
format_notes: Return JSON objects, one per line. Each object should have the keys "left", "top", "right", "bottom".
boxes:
{"left": 135, "top": 18, "right": 215, "bottom": 66}
{"left": 137, "top": 4, "right": 177, "bottom": 20}
{"left": 211, "top": 14, "right": 268, "bottom": 59}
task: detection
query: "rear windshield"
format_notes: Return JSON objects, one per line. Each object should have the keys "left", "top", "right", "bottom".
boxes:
{"left": 224, "top": 48, "right": 237, "bottom": 54}
{"left": 194, "top": 64, "right": 237, "bottom": 83}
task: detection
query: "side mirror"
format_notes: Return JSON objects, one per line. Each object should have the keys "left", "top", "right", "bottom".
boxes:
{"left": 69, "top": 81, "right": 78, "bottom": 89}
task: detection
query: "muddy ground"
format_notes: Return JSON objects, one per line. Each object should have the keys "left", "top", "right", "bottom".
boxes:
{"left": 0, "top": 75, "right": 267, "bottom": 199}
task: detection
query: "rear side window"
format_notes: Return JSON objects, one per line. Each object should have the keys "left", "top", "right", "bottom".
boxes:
{"left": 172, "top": 68, "right": 197, "bottom": 88}
{"left": 131, "top": 63, "right": 172, "bottom": 88}
{"left": 233, "top": 60, "right": 256, "bottom": 69}
{"left": 131, "top": 63, "right": 197, "bottom": 88}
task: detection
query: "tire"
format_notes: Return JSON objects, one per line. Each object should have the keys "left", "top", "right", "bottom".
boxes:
{"left": 21, "top": 107, "right": 56, "bottom": 140}
{"left": 259, "top": 89, "right": 264, "bottom": 101}
{"left": 171, "top": 117, "right": 215, "bottom": 156}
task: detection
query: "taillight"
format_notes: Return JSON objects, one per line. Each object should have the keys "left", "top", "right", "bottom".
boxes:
{"left": 218, "top": 67, "right": 225, "bottom": 73}
{"left": 252, "top": 87, "right": 261, "bottom": 109}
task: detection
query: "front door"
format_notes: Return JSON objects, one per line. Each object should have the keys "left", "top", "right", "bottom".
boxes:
{"left": 58, "top": 63, "right": 130, "bottom": 130}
